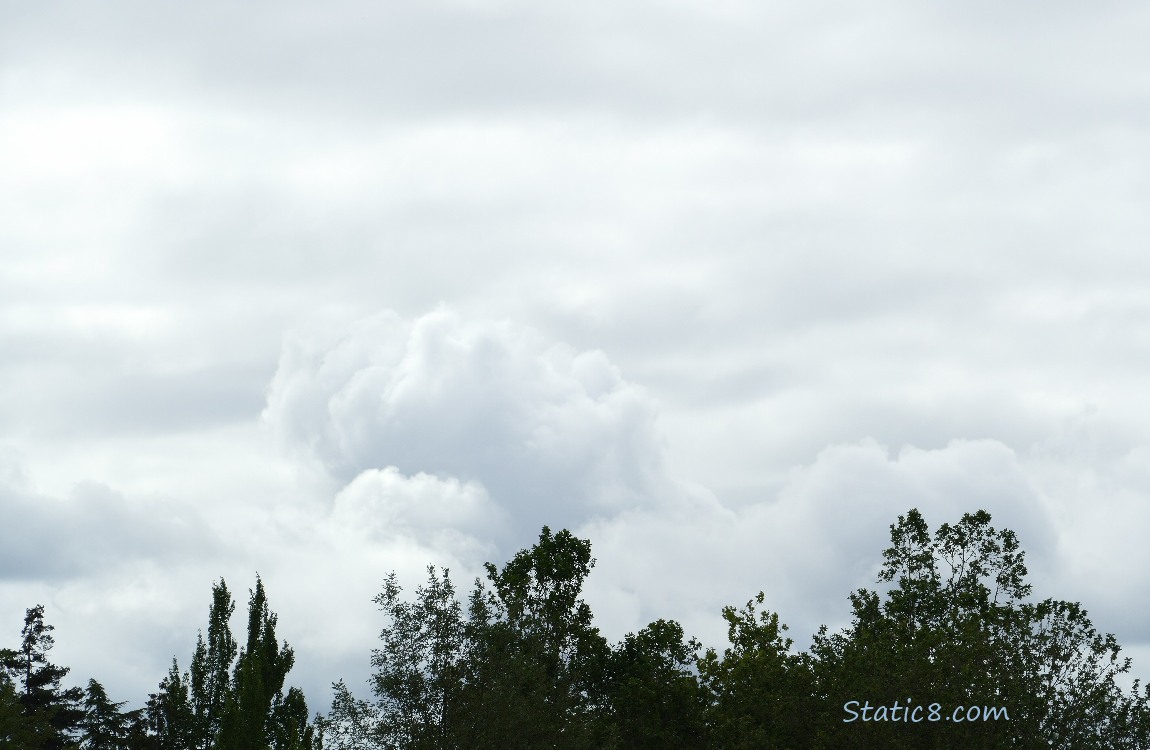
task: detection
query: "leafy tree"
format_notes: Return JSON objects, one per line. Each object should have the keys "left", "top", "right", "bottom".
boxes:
{"left": 1013, "top": 598, "right": 1150, "bottom": 748}
{"left": 218, "top": 576, "right": 305, "bottom": 750}
{"left": 121, "top": 710, "right": 158, "bottom": 750}
{"left": 188, "top": 580, "right": 237, "bottom": 750}
{"left": 0, "top": 605, "right": 84, "bottom": 749}
{"left": 697, "top": 593, "right": 815, "bottom": 749}
{"left": 604, "top": 618, "right": 707, "bottom": 749}
{"left": 329, "top": 527, "right": 617, "bottom": 750}
{"left": 806, "top": 508, "right": 1150, "bottom": 749}
{"left": 267, "top": 687, "right": 318, "bottom": 750}
{"left": 366, "top": 566, "right": 464, "bottom": 749}
{"left": 458, "top": 527, "right": 614, "bottom": 749}
{"left": 145, "top": 660, "right": 194, "bottom": 750}
{"left": 148, "top": 577, "right": 316, "bottom": 750}
{"left": 325, "top": 512, "right": 1148, "bottom": 749}
{"left": 321, "top": 680, "right": 380, "bottom": 750}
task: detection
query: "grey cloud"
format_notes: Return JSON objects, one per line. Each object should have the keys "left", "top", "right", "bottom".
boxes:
{"left": 0, "top": 360, "right": 270, "bottom": 438}
{"left": 3, "top": 0, "right": 1150, "bottom": 712}
{"left": 0, "top": 473, "right": 218, "bottom": 582}
{"left": 582, "top": 437, "right": 1060, "bottom": 651}
{"left": 5, "top": 0, "right": 1146, "bottom": 136}
{"left": 263, "top": 307, "right": 671, "bottom": 543}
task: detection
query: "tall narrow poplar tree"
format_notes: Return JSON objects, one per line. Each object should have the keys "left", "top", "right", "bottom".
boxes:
{"left": 188, "top": 581, "right": 237, "bottom": 750}
{"left": 150, "top": 577, "right": 315, "bottom": 750}
{"left": 145, "top": 660, "right": 194, "bottom": 750}
{"left": 219, "top": 577, "right": 296, "bottom": 749}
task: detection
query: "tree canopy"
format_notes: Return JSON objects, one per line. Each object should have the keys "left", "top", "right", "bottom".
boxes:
{"left": 3, "top": 508, "right": 1147, "bottom": 749}
{"left": 322, "top": 510, "right": 1150, "bottom": 750}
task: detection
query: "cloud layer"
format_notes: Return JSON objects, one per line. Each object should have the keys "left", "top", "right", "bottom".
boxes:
{"left": 3, "top": 0, "right": 1150, "bottom": 717}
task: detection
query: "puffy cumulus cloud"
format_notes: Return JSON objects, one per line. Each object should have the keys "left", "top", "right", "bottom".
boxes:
{"left": 581, "top": 437, "right": 1059, "bottom": 651}
{"left": 263, "top": 307, "right": 671, "bottom": 544}
{"left": 330, "top": 467, "right": 506, "bottom": 558}
{"left": 1019, "top": 416, "right": 1150, "bottom": 641}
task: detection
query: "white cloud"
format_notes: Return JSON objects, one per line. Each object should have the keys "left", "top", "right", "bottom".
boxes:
{"left": 263, "top": 306, "right": 671, "bottom": 545}
{"left": 331, "top": 467, "right": 505, "bottom": 550}
{"left": 3, "top": 0, "right": 1150, "bottom": 719}
{"left": 581, "top": 437, "right": 1061, "bottom": 651}
{"left": 0, "top": 470, "right": 218, "bottom": 583}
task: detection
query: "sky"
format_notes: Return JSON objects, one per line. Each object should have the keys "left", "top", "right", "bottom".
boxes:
{"left": 3, "top": 0, "right": 1150, "bottom": 712}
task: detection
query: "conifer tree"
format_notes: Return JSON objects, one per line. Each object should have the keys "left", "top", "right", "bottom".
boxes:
{"left": 0, "top": 661, "right": 32, "bottom": 749}
{"left": 0, "top": 605, "right": 84, "bottom": 750}
{"left": 80, "top": 679, "right": 135, "bottom": 750}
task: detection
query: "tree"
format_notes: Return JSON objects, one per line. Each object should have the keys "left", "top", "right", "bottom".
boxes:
{"left": 0, "top": 605, "right": 84, "bottom": 750}
{"left": 605, "top": 619, "right": 707, "bottom": 749}
{"left": 807, "top": 508, "right": 1150, "bottom": 749}
{"left": 697, "top": 593, "right": 815, "bottom": 749}
{"left": 329, "top": 527, "right": 617, "bottom": 750}
{"left": 188, "top": 580, "right": 237, "bottom": 750}
{"left": 121, "top": 709, "right": 157, "bottom": 750}
{"left": 80, "top": 679, "right": 137, "bottom": 750}
{"left": 326, "top": 512, "right": 1148, "bottom": 748}
{"left": 267, "top": 687, "right": 318, "bottom": 750}
{"left": 365, "top": 566, "right": 464, "bottom": 749}
{"left": 457, "top": 527, "right": 613, "bottom": 749}
{"left": 320, "top": 680, "right": 380, "bottom": 750}
{"left": 145, "top": 660, "right": 194, "bottom": 750}
{"left": 218, "top": 576, "right": 303, "bottom": 750}
{"left": 148, "top": 576, "right": 316, "bottom": 750}
{"left": 0, "top": 661, "right": 33, "bottom": 749}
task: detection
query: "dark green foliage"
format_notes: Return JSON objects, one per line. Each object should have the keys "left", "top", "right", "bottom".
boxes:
{"left": 324, "top": 515, "right": 1149, "bottom": 750}
{"left": 1013, "top": 598, "right": 1150, "bottom": 748}
{"left": 121, "top": 710, "right": 157, "bottom": 750}
{"left": 604, "top": 619, "right": 708, "bottom": 749}
{"left": 218, "top": 576, "right": 302, "bottom": 750}
{"left": 78, "top": 680, "right": 147, "bottom": 750}
{"left": 189, "top": 579, "right": 237, "bottom": 749}
{"left": 327, "top": 527, "right": 617, "bottom": 750}
{"left": 0, "top": 605, "right": 84, "bottom": 749}
{"left": 4, "top": 509, "right": 1143, "bottom": 749}
{"left": 268, "top": 687, "right": 318, "bottom": 750}
{"left": 367, "top": 566, "right": 464, "bottom": 749}
{"left": 698, "top": 593, "right": 815, "bottom": 749}
{"left": 806, "top": 508, "right": 1150, "bottom": 749}
{"left": 146, "top": 576, "right": 317, "bottom": 750}
{"left": 322, "top": 680, "right": 378, "bottom": 750}
{"left": 0, "top": 663, "right": 31, "bottom": 749}
{"left": 145, "top": 660, "right": 194, "bottom": 750}
{"left": 79, "top": 678, "right": 140, "bottom": 750}
{"left": 461, "top": 527, "right": 612, "bottom": 749}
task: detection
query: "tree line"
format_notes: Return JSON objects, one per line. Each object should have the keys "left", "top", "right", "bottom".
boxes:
{"left": 0, "top": 577, "right": 316, "bottom": 750}
{"left": 3, "top": 508, "right": 1148, "bottom": 749}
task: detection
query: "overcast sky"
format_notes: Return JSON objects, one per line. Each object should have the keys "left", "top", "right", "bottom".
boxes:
{"left": 3, "top": 0, "right": 1150, "bottom": 711}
